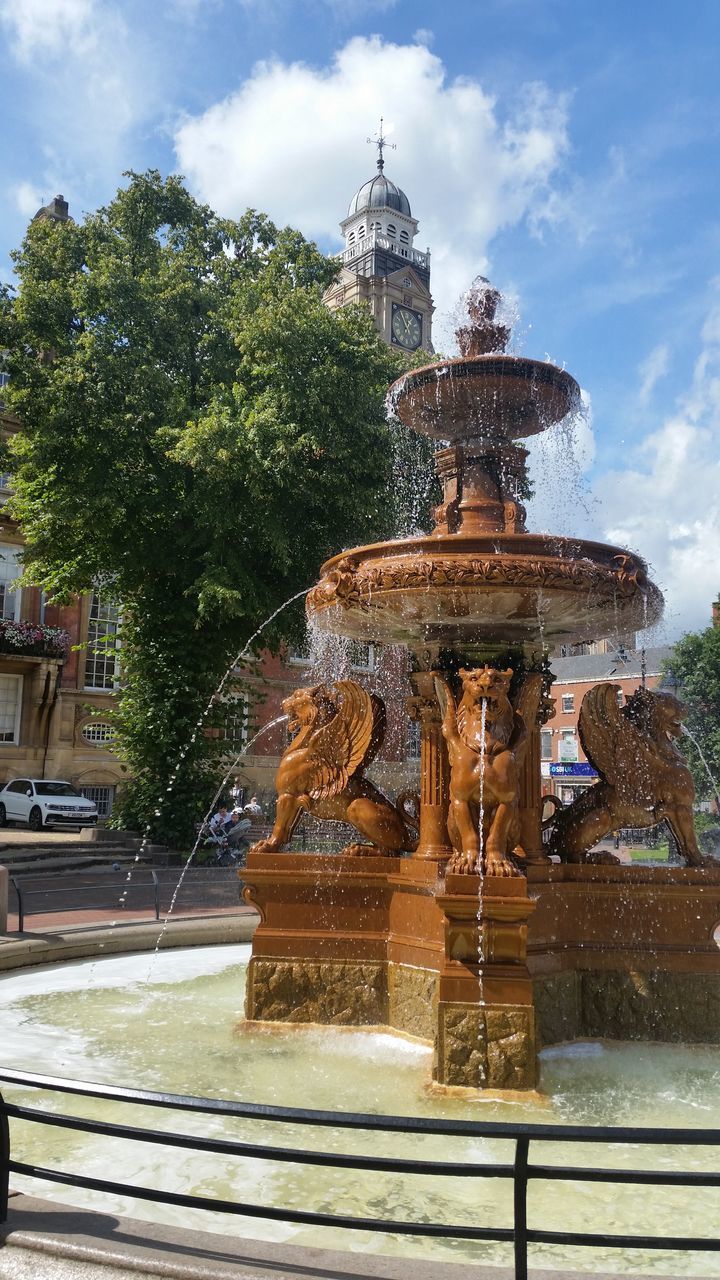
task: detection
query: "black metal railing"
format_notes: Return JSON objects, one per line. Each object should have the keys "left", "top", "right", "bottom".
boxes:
{"left": 0, "top": 1068, "right": 718, "bottom": 1278}
{"left": 9, "top": 871, "right": 161, "bottom": 932}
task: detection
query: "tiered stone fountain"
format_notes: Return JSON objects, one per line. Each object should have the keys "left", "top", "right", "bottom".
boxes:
{"left": 243, "top": 281, "right": 720, "bottom": 1091}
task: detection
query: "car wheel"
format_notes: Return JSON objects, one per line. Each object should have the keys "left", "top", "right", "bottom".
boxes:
{"left": 0, "top": 803, "right": 6, "bottom": 827}
{"left": 28, "top": 806, "right": 44, "bottom": 832}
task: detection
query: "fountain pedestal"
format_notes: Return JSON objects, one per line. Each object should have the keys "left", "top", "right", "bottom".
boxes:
{"left": 242, "top": 853, "right": 538, "bottom": 1091}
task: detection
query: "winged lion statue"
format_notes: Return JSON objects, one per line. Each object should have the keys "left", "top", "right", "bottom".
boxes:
{"left": 547, "top": 683, "right": 705, "bottom": 865}
{"left": 250, "top": 680, "right": 417, "bottom": 857}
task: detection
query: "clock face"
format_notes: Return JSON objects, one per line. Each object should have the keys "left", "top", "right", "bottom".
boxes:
{"left": 392, "top": 304, "right": 422, "bottom": 350}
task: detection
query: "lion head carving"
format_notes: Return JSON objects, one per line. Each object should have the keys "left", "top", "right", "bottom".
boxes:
{"left": 457, "top": 666, "right": 515, "bottom": 747}
{"left": 282, "top": 684, "right": 338, "bottom": 738}
{"left": 624, "top": 686, "right": 686, "bottom": 744}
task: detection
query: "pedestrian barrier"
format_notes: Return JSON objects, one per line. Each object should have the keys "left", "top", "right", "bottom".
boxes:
{"left": 9, "top": 870, "right": 161, "bottom": 932}
{"left": 0, "top": 1068, "right": 718, "bottom": 1279}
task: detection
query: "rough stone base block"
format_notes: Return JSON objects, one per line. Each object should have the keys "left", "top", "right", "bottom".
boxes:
{"left": 388, "top": 963, "right": 437, "bottom": 1042}
{"left": 582, "top": 969, "right": 720, "bottom": 1043}
{"left": 535, "top": 969, "right": 720, "bottom": 1047}
{"left": 533, "top": 971, "right": 582, "bottom": 1048}
{"left": 436, "top": 1001, "right": 536, "bottom": 1090}
{"left": 245, "top": 957, "right": 386, "bottom": 1025}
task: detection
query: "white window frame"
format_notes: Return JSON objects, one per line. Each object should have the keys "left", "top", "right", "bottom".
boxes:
{"left": 540, "top": 728, "right": 553, "bottom": 761}
{"left": 0, "top": 673, "right": 23, "bottom": 745}
{"left": 0, "top": 543, "right": 22, "bottom": 621}
{"left": 223, "top": 692, "right": 250, "bottom": 749}
{"left": 561, "top": 693, "right": 575, "bottom": 714}
{"left": 288, "top": 643, "right": 311, "bottom": 666}
{"left": 406, "top": 717, "right": 421, "bottom": 761}
{"left": 349, "top": 641, "right": 375, "bottom": 673}
{"left": 558, "top": 730, "right": 578, "bottom": 763}
{"left": 84, "top": 591, "right": 121, "bottom": 691}
{"left": 80, "top": 720, "right": 116, "bottom": 745}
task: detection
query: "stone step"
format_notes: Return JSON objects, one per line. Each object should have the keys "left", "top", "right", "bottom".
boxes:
{"left": 0, "top": 844, "right": 144, "bottom": 862}
{"left": 5, "top": 854, "right": 148, "bottom": 876}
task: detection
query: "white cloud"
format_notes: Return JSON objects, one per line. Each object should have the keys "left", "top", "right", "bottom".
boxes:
{"left": 0, "top": 0, "right": 95, "bottom": 61}
{"left": 637, "top": 342, "right": 670, "bottom": 406}
{"left": 173, "top": 36, "right": 569, "bottom": 347}
{"left": 597, "top": 289, "right": 720, "bottom": 637}
{"left": 12, "top": 181, "right": 43, "bottom": 218}
{"left": 1, "top": 0, "right": 160, "bottom": 198}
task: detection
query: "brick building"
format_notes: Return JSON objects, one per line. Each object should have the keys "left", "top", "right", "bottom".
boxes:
{"left": 0, "top": 398, "right": 124, "bottom": 817}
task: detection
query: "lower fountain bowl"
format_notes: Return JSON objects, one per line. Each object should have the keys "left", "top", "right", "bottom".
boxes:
{"left": 306, "top": 532, "right": 663, "bottom": 651}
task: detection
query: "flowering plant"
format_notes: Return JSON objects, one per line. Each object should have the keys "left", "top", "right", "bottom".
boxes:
{"left": 0, "top": 619, "right": 70, "bottom": 657}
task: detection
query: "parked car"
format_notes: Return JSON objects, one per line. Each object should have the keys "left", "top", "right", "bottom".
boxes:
{"left": 0, "top": 779, "right": 99, "bottom": 831}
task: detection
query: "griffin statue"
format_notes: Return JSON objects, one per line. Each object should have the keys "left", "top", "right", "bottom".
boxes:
{"left": 251, "top": 680, "right": 418, "bottom": 856}
{"left": 434, "top": 666, "right": 542, "bottom": 877}
{"left": 547, "top": 682, "right": 705, "bottom": 865}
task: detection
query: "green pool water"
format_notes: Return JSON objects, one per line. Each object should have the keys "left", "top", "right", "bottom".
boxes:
{"left": 0, "top": 943, "right": 718, "bottom": 1276}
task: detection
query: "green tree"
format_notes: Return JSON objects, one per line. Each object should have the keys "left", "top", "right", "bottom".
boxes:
{"left": 664, "top": 622, "right": 720, "bottom": 805}
{"left": 0, "top": 170, "right": 410, "bottom": 845}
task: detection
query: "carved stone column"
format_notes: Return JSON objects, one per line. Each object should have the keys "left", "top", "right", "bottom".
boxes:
{"left": 519, "top": 724, "right": 548, "bottom": 863}
{"left": 407, "top": 671, "right": 452, "bottom": 861}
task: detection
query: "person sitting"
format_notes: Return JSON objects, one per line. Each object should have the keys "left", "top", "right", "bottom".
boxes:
{"left": 226, "top": 809, "right": 252, "bottom": 847}
{"left": 243, "top": 795, "right": 263, "bottom": 817}
{"left": 209, "top": 805, "right": 229, "bottom": 836}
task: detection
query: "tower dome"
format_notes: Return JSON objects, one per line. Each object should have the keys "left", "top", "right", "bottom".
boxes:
{"left": 347, "top": 172, "right": 412, "bottom": 218}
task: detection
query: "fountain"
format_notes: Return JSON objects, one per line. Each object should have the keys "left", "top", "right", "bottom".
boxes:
{"left": 242, "top": 279, "right": 720, "bottom": 1091}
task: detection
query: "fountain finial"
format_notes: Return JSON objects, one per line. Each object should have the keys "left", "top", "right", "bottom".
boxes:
{"left": 456, "top": 277, "right": 510, "bottom": 356}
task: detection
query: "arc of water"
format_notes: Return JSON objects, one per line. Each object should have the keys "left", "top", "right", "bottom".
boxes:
{"left": 476, "top": 697, "right": 487, "bottom": 1087}
{"left": 142, "top": 712, "right": 289, "bottom": 971}
{"left": 126, "top": 588, "right": 311, "bottom": 860}
{"left": 116, "top": 586, "right": 311, "bottom": 917}
{"left": 682, "top": 723, "right": 720, "bottom": 813}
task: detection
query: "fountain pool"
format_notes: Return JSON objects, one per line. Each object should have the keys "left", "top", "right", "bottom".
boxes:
{"left": 2, "top": 943, "right": 720, "bottom": 1276}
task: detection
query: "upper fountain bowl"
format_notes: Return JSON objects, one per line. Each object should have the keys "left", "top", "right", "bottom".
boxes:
{"left": 389, "top": 354, "right": 581, "bottom": 443}
{"left": 388, "top": 276, "right": 581, "bottom": 444}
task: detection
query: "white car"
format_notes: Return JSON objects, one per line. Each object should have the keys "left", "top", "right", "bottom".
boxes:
{"left": 0, "top": 779, "right": 99, "bottom": 831}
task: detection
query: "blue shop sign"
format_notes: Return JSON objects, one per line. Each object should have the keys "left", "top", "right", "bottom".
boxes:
{"left": 550, "top": 763, "right": 598, "bottom": 777}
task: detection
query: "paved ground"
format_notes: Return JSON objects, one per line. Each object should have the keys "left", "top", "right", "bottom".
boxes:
{"left": 0, "top": 827, "right": 108, "bottom": 846}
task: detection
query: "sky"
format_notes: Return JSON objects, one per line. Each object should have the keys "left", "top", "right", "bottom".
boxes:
{"left": 1, "top": 0, "right": 719, "bottom": 641}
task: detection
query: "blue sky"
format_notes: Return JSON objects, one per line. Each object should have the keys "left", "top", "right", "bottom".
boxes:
{"left": 1, "top": 0, "right": 719, "bottom": 638}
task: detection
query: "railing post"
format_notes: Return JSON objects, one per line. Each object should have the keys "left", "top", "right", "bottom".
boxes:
{"left": 10, "top": 877, "right": 22, "bottom": 933}
{"left": 152, "top": 870, "right": 160, "bottom": 921}
{"left": 0, "top": 866, "right": 7, "bottom": 934}
{"left": 513, "top": 1135, "right": 530, "bottom": 1280}
{"left": 0, "top": 1090, "right": 9, "bottom": 1223}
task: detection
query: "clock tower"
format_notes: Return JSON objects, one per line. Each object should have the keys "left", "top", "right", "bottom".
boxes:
{"left": 324, "top": 122, "right": 434, "bottom": 353}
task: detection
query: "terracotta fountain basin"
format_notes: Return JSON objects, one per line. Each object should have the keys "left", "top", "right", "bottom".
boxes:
{"left": 388, "top": 354, "right": 581, "bottom": 442}
{"left": 306, "top": 531, "right": 662, "bottom": 650}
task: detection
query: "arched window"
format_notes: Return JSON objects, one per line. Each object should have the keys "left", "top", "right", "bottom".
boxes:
{"left": 400, "top": 229, "right": 409, "bottom": 243}
{"left": 369, "top": 221, "right": 380, "bottom": 231}
{"left": 357, "top": 225, "right": 366, "bottom": 238}
{"left": 347, "top": 231, "right": 355, "bottom": 245}
{"left": 387, "top": 223, "right": 396, "bottom": 237}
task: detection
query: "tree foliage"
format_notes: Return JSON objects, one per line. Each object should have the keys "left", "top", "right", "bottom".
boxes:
{"left": 664, "top": 623, "right": 720, "bottom": 804}
{"left": 0, "top": 170, "right": 425, "bottom": 844}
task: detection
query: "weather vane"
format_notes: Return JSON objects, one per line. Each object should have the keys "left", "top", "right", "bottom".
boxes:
{"left": 367, "top": 117, "right": 396, "bottom": 171}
